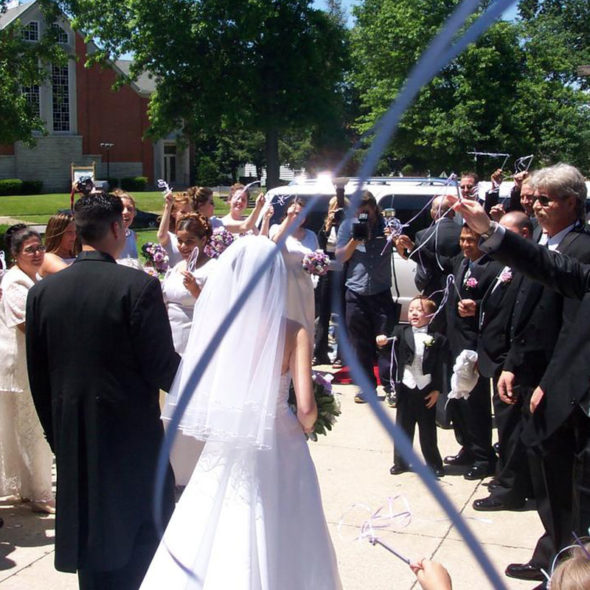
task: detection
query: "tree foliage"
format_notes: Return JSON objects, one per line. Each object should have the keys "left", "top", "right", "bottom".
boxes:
{"left": 350, "top": 0, "right": 590, "bottom": 176}
{"left": 0, "top": 0, "right": 68, "bottom": 145}
{"left": 59, "top": 0, "right": 350, "bottom": 187}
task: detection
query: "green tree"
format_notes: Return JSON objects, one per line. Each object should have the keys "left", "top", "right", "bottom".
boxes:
{"left": 60, "top": 0, "right": 349, "bottom": 188}
{"left": 0, "top": 1, "right": 68, "bottom": 144}
{"left": 350, "top": 0, "right": 590, "bottom": 175}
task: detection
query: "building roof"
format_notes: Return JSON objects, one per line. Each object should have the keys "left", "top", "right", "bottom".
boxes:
{"left": 0, "top": 0, "right": 37, "bottom": 29}
{"left": 114, "top": 59, "right": 157, "bottom": 95}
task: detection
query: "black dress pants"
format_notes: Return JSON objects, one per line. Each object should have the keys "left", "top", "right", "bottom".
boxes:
{"left": 78, "top": 523, "right": 160, "bottom": 590}
{"left": 529, "top": 408, "right": 590, "bottom": 570}
{"left": 394, "top": 383, "right": 443, "bottom": 470}
{"left": 449, "top": 376, "right": 495, "bottom": 468}
{"left": 345, "top": 288, "right": 398, "bottom": 393}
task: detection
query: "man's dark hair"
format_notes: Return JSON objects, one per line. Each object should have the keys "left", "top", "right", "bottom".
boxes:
{"left": 74, "top": 193, "right": 123, "bottom": 244}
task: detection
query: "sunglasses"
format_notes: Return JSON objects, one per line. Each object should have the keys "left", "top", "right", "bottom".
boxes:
{"left": 23, "top": 245, "right": 46, "bottom": 254}
{"left": 533, "top": 194, "right": 569, "bottom": 207}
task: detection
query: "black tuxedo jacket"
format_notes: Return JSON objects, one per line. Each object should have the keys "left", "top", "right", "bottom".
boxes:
{"left": 438, "top": 253, "right": 504, "bottom": 357}
{"left": 26, "top": 251, "right": 181, "bottom": 573}
{"left": 412, "top": 218, "right": 462, "bottom": 296}
{"left": 487, "top": 228, "right": 590, "bottom": 443}
{"left": 391, "top": 325, "right": 448, "bottom": 393}
{"left": 477, "top": 266, "right": 524, "bottom": 379}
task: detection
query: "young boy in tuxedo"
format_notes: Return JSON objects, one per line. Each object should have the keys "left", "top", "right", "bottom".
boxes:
{"left": 377, "top": 296, "right": 447, "bottom": 477}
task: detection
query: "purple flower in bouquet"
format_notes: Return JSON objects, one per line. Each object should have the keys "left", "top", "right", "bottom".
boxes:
{"left": 204, "top": 227, "right": 235, "bottom": 259}
{"left": 302, "top": 250, "right": 330, "bottom": 276}
{"left": 464, "top": 276, "right": 478, "bottom": 289}
{"left": 141, "top": 242, "right": 169, "bottom": 274}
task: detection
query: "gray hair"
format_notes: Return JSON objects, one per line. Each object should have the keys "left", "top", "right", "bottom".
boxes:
{"left": 530, "top": 163, "right": 587, "bottom": 221}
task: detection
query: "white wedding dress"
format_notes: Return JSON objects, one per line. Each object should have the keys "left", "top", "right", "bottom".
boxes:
{"left": 141, "top": 372, "right": 341, "bottom": 590}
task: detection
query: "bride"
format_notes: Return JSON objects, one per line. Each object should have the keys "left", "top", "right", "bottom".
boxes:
{"left": 141, "top": 236, "right": 341, "bottom": 590}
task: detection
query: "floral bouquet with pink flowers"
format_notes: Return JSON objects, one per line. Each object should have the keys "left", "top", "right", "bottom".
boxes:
{"left": 141, "top": 242, "right": 169, "bottom": 276}
{"left": 302, "top": 250, "right": 330, "bottom": 276}
{"left": 204, "top": 227, "right": 235, "bottom": 259}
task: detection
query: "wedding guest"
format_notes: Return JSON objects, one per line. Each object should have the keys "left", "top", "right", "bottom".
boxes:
{"left": 270, "top": 197, "right": 319, "bottom": 335}
{"left": 336, "top": 191, "right": 398, "bottom": 405}
{"left": 40, "top": 213, "right": 79, "bottom": 277}
{"left": 113, "top": 189, "right": 139, "bottom": 260}
{"left": 161, "top": 212, "right": 214, "bottom": 487}
{"left": 314, "top": 195, "right": 348, "bottom": 366}
{"left": 187, "top": 185, "right": 223, "bottom": 229}
{"left": 157, "top": 191, "right": 193, "bottom": 266}
{"left": 221, "top": 182, "right": 266, "bottom": 235}
{"left": 377, "top": 296, "right": 447, "bottom": 477}
{"left": 0, "top": 225, "right": 54, "bottom": 513}
{"left": 162, "top": 213, "right": 214, "bottom": 355}
{"left": 549, "top": 541, "right": 590, "bottom": 590}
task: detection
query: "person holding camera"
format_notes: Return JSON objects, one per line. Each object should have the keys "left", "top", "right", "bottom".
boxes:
{"left": 314, "top": 194, "right": 349, "bottom": 366}
{"left": 336, "top": 191, "right": 398, "bottom": 405}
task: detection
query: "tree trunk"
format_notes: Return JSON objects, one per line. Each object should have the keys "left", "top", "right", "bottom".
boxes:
{"left": 265, "top": 127, "right": 280, "bottom": 189}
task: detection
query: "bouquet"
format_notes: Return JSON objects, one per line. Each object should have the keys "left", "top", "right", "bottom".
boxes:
{"left": 204, "top": 227, "right": 235, "bottom": 259}
{"left": 141, "top": 242, "right": 169, "bottom": 275}
{"left": 289, "top": 371, "right": 341, "bottom": 441}
{"left": 302, "top": 250, "right": 330, "bottom": 277}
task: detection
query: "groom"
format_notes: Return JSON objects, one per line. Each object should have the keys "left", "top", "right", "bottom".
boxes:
{"left": 26, "top": 193, "right": 180, "bottom": 589}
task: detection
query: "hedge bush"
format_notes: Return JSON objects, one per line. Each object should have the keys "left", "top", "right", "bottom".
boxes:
{"left": 121, "top": 176, "right": 148, "bottom": 191}
{"left": 0, "top": 179, "right": 23, "bottom": 196}
{"left": 21, "top": 180, "right": 43, "bottom": 195}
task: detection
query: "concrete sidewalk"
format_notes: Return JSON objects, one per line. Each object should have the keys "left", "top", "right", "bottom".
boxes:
{"left": 0, "top": 380, "right": 542, "bottom": 589}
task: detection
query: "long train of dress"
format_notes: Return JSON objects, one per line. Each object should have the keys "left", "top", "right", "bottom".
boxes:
{"left": 141, "top": 374, "right": 341, "bottom": 589}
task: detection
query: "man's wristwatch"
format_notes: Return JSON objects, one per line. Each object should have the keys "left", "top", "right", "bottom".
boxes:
{"left": 480, "top": 221, "right": 498, "bottom": 240}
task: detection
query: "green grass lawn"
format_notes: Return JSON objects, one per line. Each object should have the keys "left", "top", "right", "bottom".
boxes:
{"left": 0, "top": 192, "right": 230, "bottom": 224}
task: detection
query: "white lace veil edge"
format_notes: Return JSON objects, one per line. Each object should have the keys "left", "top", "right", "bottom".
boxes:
{"left": 163, "top": 235, "right": 287, "bottom": 450}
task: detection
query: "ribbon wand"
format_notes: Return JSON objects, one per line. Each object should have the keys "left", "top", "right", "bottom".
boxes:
{"left": 369, "top": 537, "right": 411, "bottom": 565}
{"left": 157, "top": 179, "right": 173, "bottom": 198}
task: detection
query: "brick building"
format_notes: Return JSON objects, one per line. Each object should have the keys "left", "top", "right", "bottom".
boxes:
{"left": 0, "top": 0, "right": 190, "bottom": 192}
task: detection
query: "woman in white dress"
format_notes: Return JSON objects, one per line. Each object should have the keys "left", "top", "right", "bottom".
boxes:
{"left": 220, "top": 183, "right": 266, "bottom": 236}
{"left": 141, "top": 236, "right": 341, "bottom": 590}
{"left": 0, "top": 226, "right": 54, "bottom": 513}
{"left": 270, "top": 197, "right": 319, "bottom": 335}
{"left": 162, "top": 212, "right": 216, "bottom": 485}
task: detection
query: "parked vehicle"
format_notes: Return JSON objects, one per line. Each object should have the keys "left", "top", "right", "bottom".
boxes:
{"left": 261, "top": 176, "right": 460, "bottom": 318}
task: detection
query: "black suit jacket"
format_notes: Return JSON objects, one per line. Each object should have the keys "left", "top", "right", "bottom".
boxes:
{"left": 486, "top": 228, "right": 590, "bottom": 443}
{"left": 412, "top": 218, "right": 462, "bottom": 296}
{"left": 26, "top": 251, "right": 181, "bottom": 572}
{"left": 391, "top": 325, "right": 448, "bottom": 393}
{"left": 477, "top": 266, "right": 524, "bottom": 379}
{"left": 439, "top": 253, "right": 504, "bottom": 357}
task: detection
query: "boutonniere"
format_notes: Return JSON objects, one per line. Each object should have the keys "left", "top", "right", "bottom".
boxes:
{"left": 464, "top": 276, "right": 478, "bottom": 289}
{"left": 424, "top": 335, "right": 435, "bottom": 347}
{"left": 499, "top": 268, "right": 512, "bottom": 284}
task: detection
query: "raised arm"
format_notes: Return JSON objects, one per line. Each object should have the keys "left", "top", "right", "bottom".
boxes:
{"left": 224, "top": 193, "right": 265, "bottom": 234}
{"left": 157, "top": 191, "right": 174, "bottom": 247}
{"left": 455, "top": 198, "right": 590, "bottom": 300}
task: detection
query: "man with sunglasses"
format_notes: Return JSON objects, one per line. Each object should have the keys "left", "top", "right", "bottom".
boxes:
{"left": 455, "top": 163, "right": 590, "bottom": 589}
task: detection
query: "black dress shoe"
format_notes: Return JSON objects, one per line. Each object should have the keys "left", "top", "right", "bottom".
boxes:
{"left": 464, "top": 464, "right": 495, "bottom": 480}
{"left": 312, "top": 354, "right": 331, "bottom": 365}
{"left": 505, "top": 562, "right": 545, "bottom": 581}
{"left": 472, "top": 496, "right": 524, "bottom": 511}
{"left": 389, "top": 464, "right": 408, "bottom": 475}
{"left": 432, "top": 466, "right": 445, "bottom": 478}
{"left": 443, "top": 448, "right": 473, "bottom": 466}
